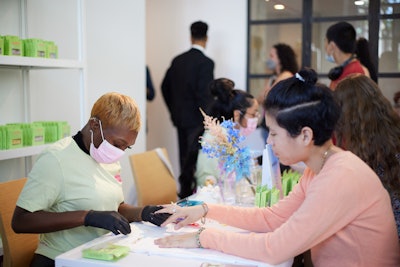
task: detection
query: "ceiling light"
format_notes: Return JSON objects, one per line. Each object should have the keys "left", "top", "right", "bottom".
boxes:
{"left": 274, "top": 4, "right": 285, "bottom": 10}
{"left": 354, "top": 0, "right": 365, "bottom": 5}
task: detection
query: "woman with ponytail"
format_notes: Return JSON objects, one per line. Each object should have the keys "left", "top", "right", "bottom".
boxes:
{"left": 178, "top": 78, "right": 258, "bottom": 198}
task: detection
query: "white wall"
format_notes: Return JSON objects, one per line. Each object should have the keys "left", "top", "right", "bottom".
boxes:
{"left": 85, "top": 0, "right": 145, "bottom": 204}
{"left": 146, "top": 0, "right": 248, "bottom": 179}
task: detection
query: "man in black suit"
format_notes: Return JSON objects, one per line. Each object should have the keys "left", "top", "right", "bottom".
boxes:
{"left": 161, "top": 21, "right": 215, "bottom": 173}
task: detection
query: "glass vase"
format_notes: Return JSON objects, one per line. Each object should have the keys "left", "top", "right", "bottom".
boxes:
{"left": 235, "top": 177, "right": 256, "bottom": 206}
{"left": 220, "top": 171, "right": 236, "bottom": 205}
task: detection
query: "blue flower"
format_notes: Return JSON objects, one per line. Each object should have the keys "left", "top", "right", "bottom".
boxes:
{"left": 200, "top": 116, "right": 252, "bottom": 182}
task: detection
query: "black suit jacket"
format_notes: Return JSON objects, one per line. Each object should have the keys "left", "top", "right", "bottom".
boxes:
{"left": 161, "top": 48, "right": 214, "bottom": 128}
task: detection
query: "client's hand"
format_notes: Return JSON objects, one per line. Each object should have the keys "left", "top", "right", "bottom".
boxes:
{"left": 155, "top": 204, "right": 205, "bottom": 230}
{"left": 154, "top": 232, "right": 198, "bottom": 248}
{"left": 141, "top": 206, "right": 172, "bottom": 226}
{"left": 84, "top": 210, "right": 131, "bottom": 235}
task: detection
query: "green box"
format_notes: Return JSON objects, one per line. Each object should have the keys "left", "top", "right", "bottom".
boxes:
{"left": 0, "top": 126, "right": 4, "bottom": 150}
{"left": 5, "top": 126, "right": 23, "bottom": 149}
{"left": 46, "top": 41, "right": 58, "bottom": 59}
{"left": 7, "top": 123, "right": 26, "bottom": 146}
{"left": 0, "top": 36, "right": 4, "bottom": 55}
{"left": 4, "top": 35, "right": 23, "bottom": 56}
{"left": 24, "top": 38, "right": 47, "bottom": 58}
{"left": 30, "top": 123, "right": 45, "bottom": 145}
{"left": 1, "top": 125, "right": 7, "bottom": 150}
{"left": 55, "top": 121, "right": 70, "bottom": 140}
{"left": 15, "top": 123, "right": 45, "bottom": 146}
{"left": 43, "top": 122, "right": 58, "bottom": 143}
{"left": 33, "top": 122, "right": 53, "bottom": 143}
{"left": 34, "top": 121, "right": 70, "bottom": 143}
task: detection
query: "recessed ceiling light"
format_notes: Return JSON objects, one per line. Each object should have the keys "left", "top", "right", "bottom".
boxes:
{"left": 274, "top": 4, "right": 285, "bottom": 10}
{"left": 354, "top": 0, "right": 365, "bottom": 5}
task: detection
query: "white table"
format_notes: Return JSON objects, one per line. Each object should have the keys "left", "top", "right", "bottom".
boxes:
{"left": 56, "top": 221, "right": 293, "bottom": 267}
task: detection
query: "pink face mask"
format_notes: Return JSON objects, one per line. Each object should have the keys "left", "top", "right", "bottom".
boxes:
{"left": 240, "top": 117, "right": 258, "bottom": 136}
{"left": 89, "top": 120, "right": 125, "bottom": 164}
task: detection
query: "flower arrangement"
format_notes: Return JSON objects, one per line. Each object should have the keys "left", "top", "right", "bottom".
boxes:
{"left": 199, "top": 109, "right": 252, "bottom": 182}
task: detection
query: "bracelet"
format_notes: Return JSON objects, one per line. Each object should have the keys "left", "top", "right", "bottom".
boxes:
{"left": 200, "top": 203, "right": 208, "bottom": 224}
{"left": 195, "top": 227, "right": 206, "bottom": 248}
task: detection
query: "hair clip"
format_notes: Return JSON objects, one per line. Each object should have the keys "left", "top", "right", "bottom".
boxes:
{"left": 295, "top": 73, "right": 305, "bottom": 82}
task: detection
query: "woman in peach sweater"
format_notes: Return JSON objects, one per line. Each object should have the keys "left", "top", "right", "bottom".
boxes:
{"left": 155, "top": 68, "right": 400, "bottom": 267}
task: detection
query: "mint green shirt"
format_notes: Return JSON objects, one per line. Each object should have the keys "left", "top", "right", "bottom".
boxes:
{"left": 17, "top": 137, "right": 124, "bottom": 259}
{"left": 195, "top": 131, "right": 220, "bottom": 186}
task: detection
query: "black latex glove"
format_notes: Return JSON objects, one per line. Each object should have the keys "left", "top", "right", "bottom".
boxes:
{"left": 141, "top": 205, "right": 172, "bottom": 226}
{"left": 84, "top": 210, "right": 131, "bottom": 235}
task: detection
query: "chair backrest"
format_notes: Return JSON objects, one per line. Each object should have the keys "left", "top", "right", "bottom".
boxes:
{"left": 129, "top": 148, "right": 178, "bottom": 206}
{"left": 0, "top": 178, "right": 38, "bottom": 267}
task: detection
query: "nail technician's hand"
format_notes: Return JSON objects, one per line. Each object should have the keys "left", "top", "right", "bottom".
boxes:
{"left": 154, "top": 232, "right": 198, "bottom": 248}
{"left": 141, "top": 205, "right": 171, "bottom": 226}
{"left": 84, "top": 210, "right": 131, "bottom": 235}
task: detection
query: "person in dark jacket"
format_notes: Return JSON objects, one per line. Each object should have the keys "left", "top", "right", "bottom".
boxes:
{"left": 161, "top": 21, "right": 215, "bottom": 172}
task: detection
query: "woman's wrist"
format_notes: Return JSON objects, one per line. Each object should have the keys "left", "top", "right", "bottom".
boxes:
{"left": 195, "top": 227, "right": 206, "bottom": 248}
{"left": 200, "top": 203, "right": 208, "bottom": 224}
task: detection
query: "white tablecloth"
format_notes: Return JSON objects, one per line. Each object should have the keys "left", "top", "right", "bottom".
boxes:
{"left": 56, "top": 221, "right": 293, "bottom": 267}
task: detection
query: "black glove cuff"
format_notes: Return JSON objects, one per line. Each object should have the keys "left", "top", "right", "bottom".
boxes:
{"left": 84, "top": 210, "right": 94, "bottom": 226}
{"left": 141, "top": 206, "right": 172, "bottom": 226}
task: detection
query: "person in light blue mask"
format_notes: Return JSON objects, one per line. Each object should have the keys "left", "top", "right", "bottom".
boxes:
{"left": 257, "top": 43, "right": 299, "bottom": 147}
{"left": 262, "top": 43, "right": 298, "bottom": 98}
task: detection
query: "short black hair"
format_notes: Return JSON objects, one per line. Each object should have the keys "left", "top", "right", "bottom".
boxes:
{"left": 264, "top": 68, "right": 341, "bottom": 146}
{"left": 326, "top": 21, "right": 356, "bottom": 54}
{"left": 191, "top": 21, "right": 208, "bottom": 40}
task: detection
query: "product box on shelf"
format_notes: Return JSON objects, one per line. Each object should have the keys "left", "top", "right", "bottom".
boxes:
{"left": 56, "top": 121, "right": 70, "bottom": 140}
{"left": 29, "top": 123, "right": 46, "bottom": 145}
{"left": 35, "top": 122, "right": 58, "bottom": 143}
{"left": 0, "top": 125, "right": 24, "bottom": 149}
{"left": 5, "top": 123, "right": 45, "bottom": 147}
{"left": 24, "top": 38, "right": 47, "bottom": 58}
{"left": 0, "top": 121, "right": 69, "bottom": 150}
{"left": 46, "top": 41, "right": 58, "bottom": 59}
{"left": 34, "top": 121, "right": 70, "bottom": 143}
{"left": 0, "top": 36, "right": 4, "bottom": 55}
{"left": 4, "top": 35, "right": 23, "bottom": 56}
{"left": 21, "top": 123, "right": 45, "bottom": 146}
{"left": 0, "top": 126, "right": 4, "bottom": 150}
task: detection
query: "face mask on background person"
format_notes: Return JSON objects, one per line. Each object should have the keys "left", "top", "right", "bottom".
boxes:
{"left": 265, "top": 59, "right": 277, "bottom": 70}
{"left": 240, "top": 117, "right": 258, "bottom": 137}
{"left": 325, "top": 53, "right": 335, "bottom": 63}
{"left": 90, "top": 119, "right": 125, "bottom": 164}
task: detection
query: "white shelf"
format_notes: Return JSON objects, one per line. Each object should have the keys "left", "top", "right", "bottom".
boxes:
{"left": 0, "top": 0, "right": 86, "bottom": 174}
{"left": 0, "top": 145, "right": 49, "bottom": 160}
{"left": 0, "top": 55, "right": 84, "bottom": 69}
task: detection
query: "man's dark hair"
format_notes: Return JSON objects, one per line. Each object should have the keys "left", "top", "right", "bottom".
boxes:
{"left": 326, "top": 21, "right": 356, "bottom": 53}
{"left": 191, "top": 21, "right": 208, "bottom": 40}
